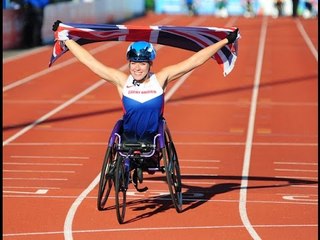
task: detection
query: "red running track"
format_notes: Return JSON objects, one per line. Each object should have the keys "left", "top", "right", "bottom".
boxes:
{"left": 3, "top": 13, "right": 318, "bottom": 240}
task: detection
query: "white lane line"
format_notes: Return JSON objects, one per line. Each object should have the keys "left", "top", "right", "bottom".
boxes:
{"left": 3, "top": 224, "right": 318, "bottom": 238}
{"left": 179, "top": 159, "right": 221, "bottom": 162}
{"left": 295, "top": 18, "right": 318, "bottom": 62}
{"left": 3, "top": 162, "right": 82, "bottom": 166}
{"left": 6, "top": 99, "right": 318, "bottom": 106}
{"left": 3, "top": 177, "right": 68, "bottom": 181}
{"left": 4, "top": 186, "right": 60, "bottom": 189}
{"left": 239, "top": 15, "right": 268, "bottom": 240}
{"left": 5, "top": 141, "right": 318, "bottom": 147}
{"left": 2, "top": 42, "right": 120, "bottom": 92}
{"left": 274, "top": 162, "right": 318, "bottom": 165}
{"left": 3, "top": 80, "right": 106, "bottom": 147}
{"left": 3, "top": 194, "right": 318, "bottom": 206}
{"left": 290, "top": 185, "right": 317, "bottom": 188}
{"left": 164, "top": 70, "right": 193, "bottom": 101}
{"left": 180, "top": 166, "right": 219, "bottom": 169}
{"left": 274, "top": 169, "right": 317, "bottom": 172}
{"left": 3, "top": 189, "right": 49, "bottom": 194}
{"left": 276, "top": 176, "right": 318, "bottom": 180}
{"left": 11, "top": 155, "right": 89, "bottom": 159}
{"left": 3, "top": 45, "right": 50, "bottom": 63}
{"left": 4, "top": 170, "right": 75, "bottom": 173}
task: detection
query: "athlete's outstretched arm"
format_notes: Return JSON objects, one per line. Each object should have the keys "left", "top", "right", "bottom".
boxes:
{"left": 64, "top": 39, "right": 127, "bottom": 87}
{"left": 157, "top": 28, "right": 239, "bottom": 87}
{"left": 52, "top": 21, "right": 127, "bottom": 88}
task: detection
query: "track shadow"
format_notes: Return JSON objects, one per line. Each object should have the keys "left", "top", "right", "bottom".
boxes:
{"left": 3, "top": 106, "right": 123, "bottom": 131}
{"left": 101, "top": 174, "right": 317, "bottom": 224}
{"left": 167, "top": 74, "right": 317, "bottom": 103}
{"left": 179, "top": 174, "right": 318, "bottom": 212}
{"left": 104, "top": 194, "right": 175, "bottom": 224}
{"left": 3, "top": 74, "right": 317, "bottom": 131}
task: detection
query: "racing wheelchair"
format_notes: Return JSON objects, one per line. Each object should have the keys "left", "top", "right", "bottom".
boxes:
{"left": 97, "top": 118, "right": 183, "bottom": 224}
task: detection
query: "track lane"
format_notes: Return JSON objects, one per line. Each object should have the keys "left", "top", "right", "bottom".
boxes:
{"left": 3, "top": 14, "right": 318, "bottom": 240}
{"left": 243, "top": 16, "right": 318, "bottom": 240}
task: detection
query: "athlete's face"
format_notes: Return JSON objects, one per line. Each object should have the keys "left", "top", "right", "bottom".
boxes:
{"left": 129, "top": 61, "right": 151, "bottom": 81}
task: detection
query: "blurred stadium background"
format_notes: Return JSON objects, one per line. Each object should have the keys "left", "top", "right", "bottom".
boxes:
{"left": 3, "top": 0, "right": 318, "bottom": 50}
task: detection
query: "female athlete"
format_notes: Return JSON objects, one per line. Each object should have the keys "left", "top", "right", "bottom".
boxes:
{"left": 52, "top": 21, "right": 239, "bottom": 143}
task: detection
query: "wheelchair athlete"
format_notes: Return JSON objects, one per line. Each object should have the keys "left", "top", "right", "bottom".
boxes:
{"left": 52, "top": 21, "right": 239, "bottom": 167}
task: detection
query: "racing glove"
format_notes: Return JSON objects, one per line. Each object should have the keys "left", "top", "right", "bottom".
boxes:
{"left": 226, "top": 28, "right": 239, "bottom": 44}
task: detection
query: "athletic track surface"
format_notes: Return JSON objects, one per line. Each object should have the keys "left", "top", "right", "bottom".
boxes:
{"left": 3, "top": 13, "right": 318, "bottom": 240}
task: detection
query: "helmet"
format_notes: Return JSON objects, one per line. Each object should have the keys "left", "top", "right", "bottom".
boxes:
{"left": 126, "top": 41, "right": 156, "bottom": 62}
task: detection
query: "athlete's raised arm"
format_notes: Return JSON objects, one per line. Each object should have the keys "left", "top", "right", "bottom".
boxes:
{"left": 156, "top": 28, "right": 239, "bottom": 88}
{"left": 52, "top": 21, "right": 127, "bottom": 90}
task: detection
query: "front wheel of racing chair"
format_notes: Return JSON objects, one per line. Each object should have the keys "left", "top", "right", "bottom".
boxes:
{"left": 97, "top": 120, "right": 123, "bottom": 211}
{"left": 114, "top": 153, "right": 127, "bottom": 224}
{"left": 161, "top": 119, "right": 183, "bottom": 213}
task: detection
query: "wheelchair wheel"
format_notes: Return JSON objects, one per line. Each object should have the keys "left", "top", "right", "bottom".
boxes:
{"left": 97, "top": 142, "right": 117, "bottom": 211}
{"left": 114, "top": 156, "right": 127, "bottom": 224}
{"left": 162, "top": 128, "right": 183, "bottom": 213}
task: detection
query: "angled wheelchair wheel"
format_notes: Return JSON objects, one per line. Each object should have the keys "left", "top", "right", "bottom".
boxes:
{"left": 114, "top": 156, "right": 127, "bottom": 224}
{"left": 97, "top": 141, "right": 118, "bottom": 211}
{"left": 162, "top": 127, "right": 183, "bottom": 213}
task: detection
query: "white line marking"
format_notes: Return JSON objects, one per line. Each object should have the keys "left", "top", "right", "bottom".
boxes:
{"left": 182, "top": 173, "right": 218, "bottom": 176}
{"left": 180, "top": 166, "right": 219, "bottom": 169}
{"left": 274, "top": 169, "right": 317, "bottom": 172}
{"left": 3, "top": 224, "right": 318, "bottom": 237}
{"left": 11, "top": 155, "right": 89, "bottom": 159}
{"left": 63, "top": 174, "right": 100, "bottom": 239}
{"left": 4, "top": 170, "right": 75, "bottom": 173}
{"left": 165, "top": 71, "right": 193, "bottom": 101}
{"left": 3, "top": 80, "right": 107, "bottom": 147}
{"left": 3, "top": 46, "right": 50, "bottom": 63}
{"left": 295, "top": 18, "right": 318, "bottom": 61}
{"left": 4, "top": 186, "right": 60, "bottom": 189}
{"left": 276, "top": 193, "right": 318, "bottom": 196}
{"left": 274, "top": 162, "right": 318, "bottom": 165}
{"left": 276, "top": 176, "right": 318, "bottom": 180}
{"left": 3, "top": 177, "right": 68, "bottom": 181}
{"left": 290, "top": 185, "right": 317, "bottom": 188}
{"left": 3, "top": 194, "right": 318, "bottom": 206}
{"left": 5, "top": 99, "right": 317, "bottom": 106}
{"left": 239, "top": 15, "right": 268, "bottom": 240}
{"left": 176, "top": 142, "right": 318, "bottom": 146}
{"left": 5, "top": 141, "right": 317, "bottom": 146}
{"left": 3, "top": 162, "right": 82, "bottom": 166}
{"left": 2, "top": 42, "right": 120, "bottom": 92}
{"left": 180, "top": 159, "right": 221, "bottom": 162}
{"left": 3, "top": 189, "right": 49, "bottom": 194}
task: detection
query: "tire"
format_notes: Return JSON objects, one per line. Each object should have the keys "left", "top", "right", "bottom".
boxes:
{"left": 114, "top": 156, "right": 127, "bottom": 224}
{"left": 97, "top": 144, "right": 117, "bottom": 211}
{"left": 162, "top": 128, "right": 183, "bottom": 213}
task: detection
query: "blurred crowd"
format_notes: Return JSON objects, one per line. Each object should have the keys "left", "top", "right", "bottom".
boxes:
{"left": 3, "top": 0, "right": 318, "bottom": 49}
{"left": 183, "top": 0, "right": 318, "bottom": 19}
{"left": 4, "top": 0, "right": 72, "bottom": 48}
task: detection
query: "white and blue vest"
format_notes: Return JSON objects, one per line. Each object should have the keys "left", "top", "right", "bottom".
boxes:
{"left": 122, "top": 73, "right": 164, "bottom": 140}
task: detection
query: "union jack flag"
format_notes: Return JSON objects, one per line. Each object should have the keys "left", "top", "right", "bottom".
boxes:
{"left": 49, "top": 23, "right": 240, "bottom": 76}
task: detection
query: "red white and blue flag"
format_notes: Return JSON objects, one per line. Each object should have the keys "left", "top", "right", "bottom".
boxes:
{"left": 49, "top": 23, "right": 240, "bottom": 76}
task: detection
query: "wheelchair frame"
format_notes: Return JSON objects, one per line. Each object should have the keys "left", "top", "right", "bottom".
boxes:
{"left": 97, "top": 118, "right": 183, "bottom": 224}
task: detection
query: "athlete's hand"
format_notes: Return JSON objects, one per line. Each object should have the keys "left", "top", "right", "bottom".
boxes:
{"left": 226, "top": 28, "right": 239, "bottom": 44}
{"left": 52, "top": 20, "right": 62, "bottom": 31}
